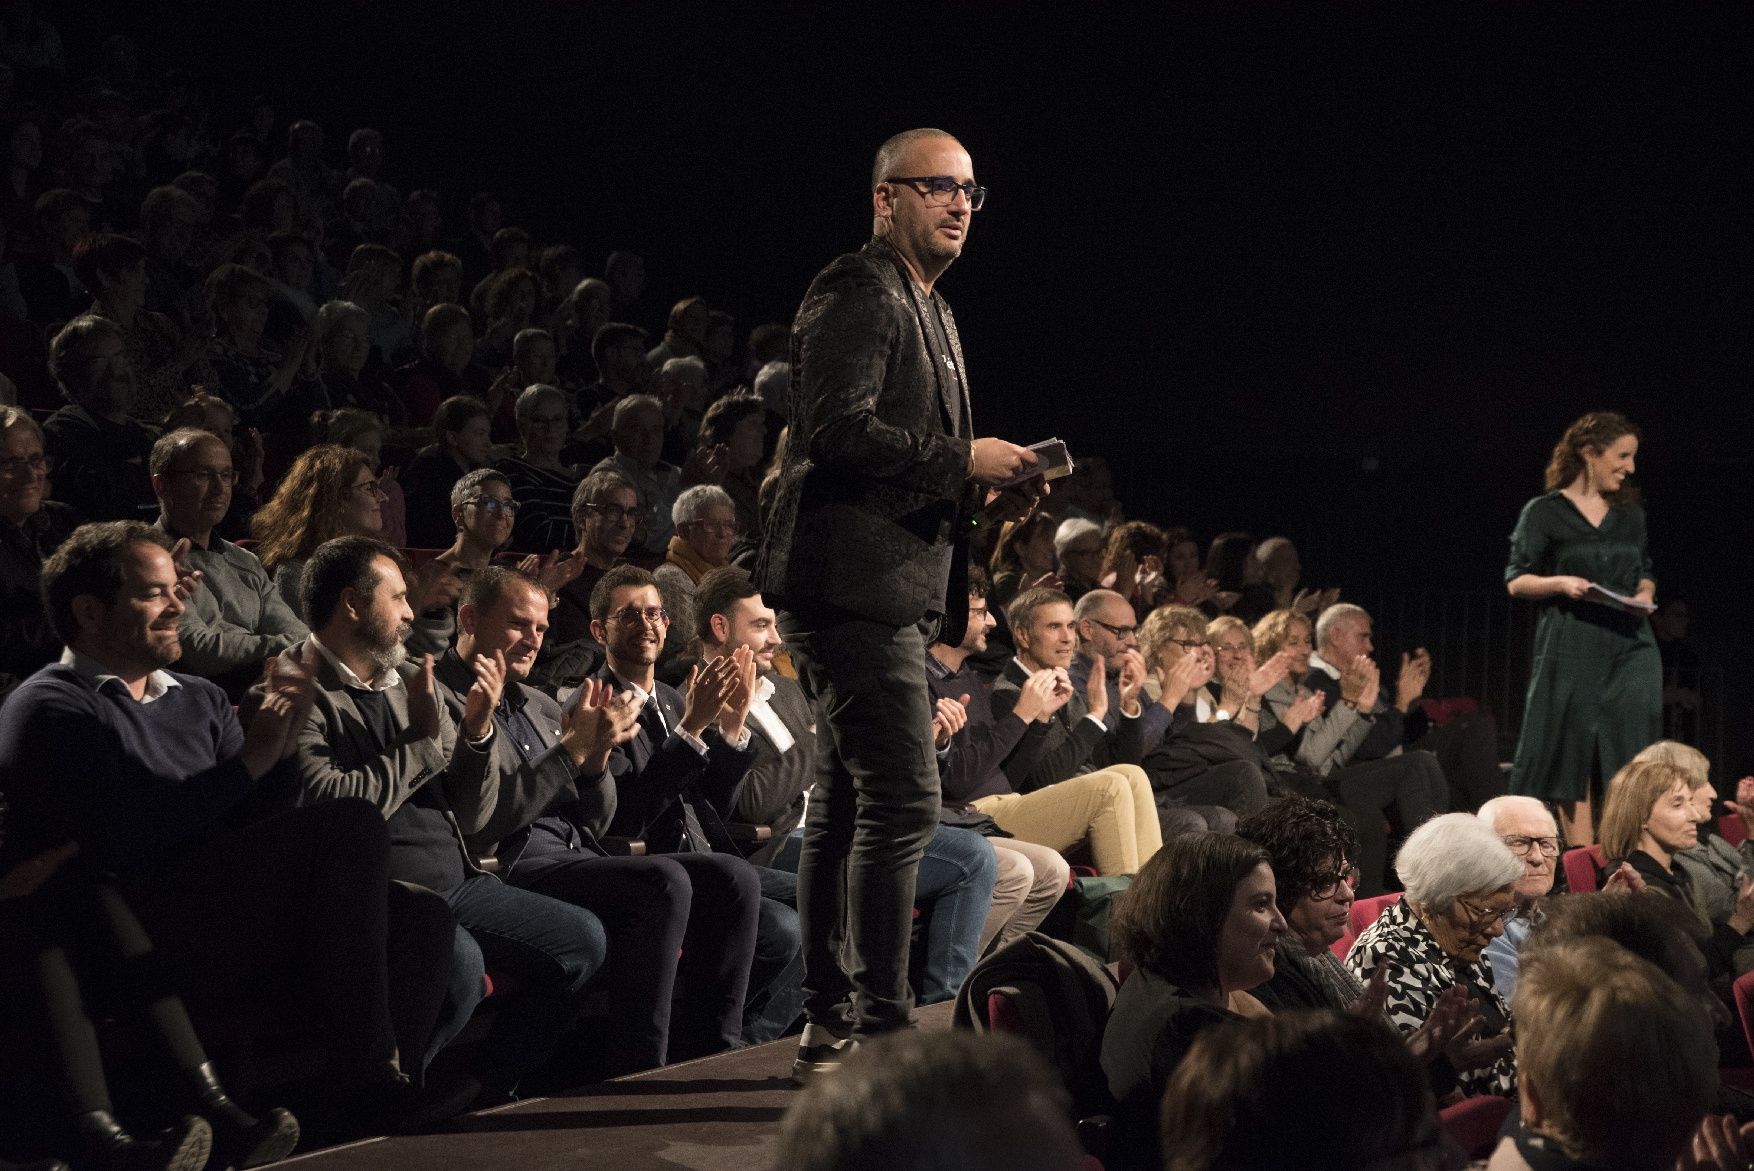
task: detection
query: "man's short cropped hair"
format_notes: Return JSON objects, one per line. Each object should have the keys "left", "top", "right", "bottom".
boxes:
{"left": 1006, "top": 586, "right": 1072, "bottom": 639}
{"left": 571, "top": 469, "right": 635, "bottom": 519}
{"left": 450, "top": 467, "right": 510, "bottom": 511}
{"left": 589, "top": 563, "right": 658, "bottom": 624}
{"left": 693, "top": 566, "right": 758, "bottom": 644}
{"left": 590, "top": 322, "right": 646, "bottom": 373}
{"left": 300, "top": 536, "right": 408, "bottom": 631}
{"left": 41, "top": 521, "right": 171, "bottom": 643}
{"left": 461, "top": 563, "right": 546, "bottom": 615}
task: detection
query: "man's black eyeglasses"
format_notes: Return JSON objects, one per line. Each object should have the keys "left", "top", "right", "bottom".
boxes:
{"left": 1089, "top": 619, "right": 1137, "bottom": 639}
{"left": 885, "top": 175, "right": 987, "bottom": 211}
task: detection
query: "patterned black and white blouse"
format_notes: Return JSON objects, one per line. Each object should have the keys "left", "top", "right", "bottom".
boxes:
{"left": 1345, "top": 896, "right": 1517, "bottom": 1099}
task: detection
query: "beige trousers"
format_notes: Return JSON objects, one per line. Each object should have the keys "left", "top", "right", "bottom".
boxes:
{"left": 971, "top": 765, "right": 1162, "bottom": 876}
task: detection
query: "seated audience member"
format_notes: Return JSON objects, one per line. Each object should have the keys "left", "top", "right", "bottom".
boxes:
{"left": 646, "top": 295, "right": 707, "bottom": 369}
{"left": 402, "top": 394, "right": 492, "bottom": 549}
{"left": 539, "top": 469, "right": 640, "bottom": 672}
{"left": 986, "top": 587, "right": 1161, "bottom": 874}
{"left": 483, "top": 327, "right": 557, "bottom": 439}
{"left": 15, "top": 189, "right": 90, "bottom": 328}
{"left": 775, "top": 1030, "right": 1087, "bottom": 1171}
{"left": 407, "top": 250, "right": 463, "bottom": 339}
{"left": 1254, "top": 535, "right": 1337, "bottom": 618}
{"left": 1475, "top": 795, "right": 1564, "bottom": 1001}
{"left": 202, "top": 263, "right": 320, "bottom": 436}
{"left": 409, "top": 467, "right": 518, "bottom": 655}
{"left": 0, "top": 404, "right": 76, "bottom": 697}
{"left": 439, "top": 566, "right": 759, "bottom": 1069}
{"left": 313, "top": 299, "right": 403, "bottom": 424}
{"left": 0, "top": 522, "right": 446, "bottom": 1131}
{"left": 1204, "top": 531, "right": 1273, "bottom": 623}
{"left": 988, "top": 512, "right": 1058, "bottom": 608}
{"left": 1282, "top": 603, "right": 1447, "bottom": 894}
{"left": 1307, "top": 602, "right": 1501, "bottom": 811}
{"left": 1052, "top": 517, "right": 1104, "bottom": 601}
{"left": 567, "top": 321, "right": 646, "bottom": 459}
{"left": 267, "top": 230, "right": 318, "bottom": 330}
{"left": 311, "top": 407, "right": 405, "bottom": 545}
{"left": 497, "top": 384, "right": 580, "bottom": 554}
{"left": 160, "top": 395, "right": 264, "bottom": 537}
{"left": 1134, "top": 605, "right": 1280, "bottom": 827}
{"left": 653, "top": 483, "right": 737, "bottom": 673}
{"left": 343, "top": 246, "right": 411, "bottom": 368}
{"left": 696, "top": 568, "right": 1001, "bottom": 1005}
{"left": 1635, "top": 740, "right": 1754, "bottom": 949}
{"left": 1600, "top": 758, "right": 1754, "bottom": 981}
{"left": 278, "top": 536, "right": 605, "bottom": 1107}
{"left": 1488, "top": 938, "right": 1717, "bottom": 1171}
{"left": 42, "top": 315, "right": 157, "bottom": 522}
{"left": 139, "top": 183, "right": 204, "bottom": 320}
{"left": 921, "top": 570, "right": 1071, "bottom": 950}
{"left": 1163, "top": 525, "right": 1220, "bottom": 610}
{"left": 582, "top": 564, "right": 804, "bottom": 1043}
{"left": 590, "top": 393, "right": 680, "bottom": 557}
{"left": 392, "top": 303, "right": 478, "bottom": 428}
{"left": 1067, "top": 589, "right": 1148, "bottom": 734}
{"left": 1347, "top": 813, "right": 1523, "bottom": 1099}
{"left": 149, "top": 428, "right": 306, "bottom": 699}
{"left": 75, "top": 233, "right": 205, "bottom": 424}
{"left": 1098, "top": 519, "right": 1172, "bottom": 614}
{"left": 1101, "top": 833, "right": 1287, "bottom": 1171}
{"left": 689, "top": 393, "right": 768, "bottom": 536}
{"left": 0, "top": 841, "right": 300, "bottom": 1171}
{"left": 1160, "top": 1011, "right": 1451, "bottom": 1171}
{"left": 475, "top": 268, "right": 538, "bottom": 376}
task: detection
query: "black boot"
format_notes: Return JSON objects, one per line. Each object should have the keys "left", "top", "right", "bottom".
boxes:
{"left": 73, "top": 1111, "right": 211, "bottom": 1171}
{"left": 188, "top": 1064, "right": 299, "bottom": 1169}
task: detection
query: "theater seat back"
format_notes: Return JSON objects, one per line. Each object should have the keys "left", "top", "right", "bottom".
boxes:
{"left": 1561, "top": 845, "right": 1607, "bottom": 893}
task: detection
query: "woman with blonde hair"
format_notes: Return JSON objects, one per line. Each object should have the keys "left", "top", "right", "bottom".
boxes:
{"left": 1600, "top": 757, "right": 1754, "bottom": 980}
{"left": 1506, "top": 410, "right": 1660, "bottom": 847}
{"left": 1632, "top": 742, "right": 1754, "bottom": 970}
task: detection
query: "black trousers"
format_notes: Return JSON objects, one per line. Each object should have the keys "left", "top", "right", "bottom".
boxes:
{"left": 1323, "top": 750, "right": 1448, "bottom": 897}
{"left": 780, "top": 612, "right": 940, "bottom": 1037}
{"left": 513, "top": 848, "right": 760, "bottom": 1068}
{"left": 119, "top": 799, "right": 424, "bottom": 1080}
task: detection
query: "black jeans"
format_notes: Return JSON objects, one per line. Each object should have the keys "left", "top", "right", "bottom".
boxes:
{"left": 1324, "top": 750, "right": 1448, "bottom": 896}
{"left": 780, "top": 611, "right": 940, "bottom": 1037}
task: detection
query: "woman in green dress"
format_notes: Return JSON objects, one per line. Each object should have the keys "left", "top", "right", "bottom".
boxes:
{"left": 1505, "top": 411, "right": 1660, "bottom": 847}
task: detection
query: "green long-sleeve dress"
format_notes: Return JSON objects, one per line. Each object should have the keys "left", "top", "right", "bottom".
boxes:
{"left": 1505, "top": 492, "right": 1661, "bottom": 801}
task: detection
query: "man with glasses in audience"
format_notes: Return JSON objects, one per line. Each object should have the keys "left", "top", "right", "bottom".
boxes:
{"left": 1068, "top": 588, "right": 1149, "bottom": 737}
{"left": 42, "top": 314, "right": 158, "bottom": 523}
{"left": 539, "top": 470, "right": 645, "bottom": 686}
{"left": 149, "top": 428, "right": 307, "bottom": 700}
{"left": 758, "top": 127, "right": 1043, "bottom": 1078}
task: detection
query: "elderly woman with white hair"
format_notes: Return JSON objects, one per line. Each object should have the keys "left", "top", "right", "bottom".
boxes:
{"left": 653, "top": 483, "right": 737, "bottom": 672}
{"left": 1054, "top": 516, "right": 1104, "bottom": 601}
{"left": 497, "top": 383, "right": 581, "bottom": 553}
{"left": 1347, "top": 812, "right": 1524, "bottom": 1099}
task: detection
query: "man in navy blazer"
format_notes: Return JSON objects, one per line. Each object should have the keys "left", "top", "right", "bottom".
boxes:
{"left": 583, "top": 563, "right": 805, "bottom": 1044}
{"left": 435, "top": 564, "right": 762, "bottom": 1069}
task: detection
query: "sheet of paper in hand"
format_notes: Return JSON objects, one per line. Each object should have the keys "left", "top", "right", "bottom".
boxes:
{"left": 992, "top": 438, "right": 1074, "bottom": 489}
{"left": 1584, "top": 582, "right": 1656, "bottom": 615}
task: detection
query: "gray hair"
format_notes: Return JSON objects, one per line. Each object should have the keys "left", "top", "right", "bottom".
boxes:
{"left": 1477, "top": 795, "right": 1557, "bottom": 836}
{"left": 1073, "top": 588, "right": 1128, "bottom": 622}
{"left": 612, "top": 393, "right": 664, "bottom": 430}
{"left": 0, "top": 403, "right": 42, "bottom": 443}
{"left": 659, "top": 355, "right": 706, "bottom": 383}
{"left": 753, "top": 359, "right": 790, "bottom": 414}
{"left": 571, "top": 468, "right": 634, "bottom": 516}
{"left": 673, "top": 483, "right": 733, "bottom": 527}
{"left": 1395, "top": 812, "right": 1524, "bottom": 913}
{"left": 514, "top": 383, "right": 566, "bottom": 425}
{"left": 450, "top": 467, "right": 510, "bottom": 510}
{"left": 1053, "top": 517, "right": 1101, "bottom": 557}
{"left": 1314, "top": 602, "right": 1370, "bottom": 651}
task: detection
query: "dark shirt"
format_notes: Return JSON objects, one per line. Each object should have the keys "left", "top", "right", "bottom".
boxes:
{"left": 352, "top": 687, "right": 467, "bottom": 893}
{"left": 989, "top": 658, "right": 1145, "bottom": 792}
{"left": 496, "top": 453, "right": 579, "bottom": 554}
{"left": 41, "top": 404, "right": 157, "bottom": 522}
{"left": 1623, "top": 848, "right": 1747, "bottom": 980}
{"left": 0, "top": 501, "right": 79, "bottom": 696}
{"left": 726, "top": 671, "right": 814, "bottom": 865}
{"left": 925, "top": 653, "right": 1047, "bottom": 805}
{"left": 401, "top": 445, "right": 469, "bottom": 549}
{"left": 1100, "top": 968, "right": 1238, "bottom": 1171}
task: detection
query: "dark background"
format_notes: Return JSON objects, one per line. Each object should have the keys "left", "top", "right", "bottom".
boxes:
{"left": 60, "top": 2, "right": 1754, "bottom": 772}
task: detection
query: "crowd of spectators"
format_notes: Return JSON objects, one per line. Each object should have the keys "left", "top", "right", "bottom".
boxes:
{"left": 0, "top": 15, "right": 1748, "bottom": 1171}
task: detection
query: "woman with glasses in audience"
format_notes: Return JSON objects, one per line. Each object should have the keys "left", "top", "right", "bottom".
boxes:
{"left": 408, "top": 468, "right": 521, "bottom": 655}
{"left": 1101, "top": 833, "right": 1287, "bottom": 1171}
{"left": 1600, "top": 757, "right": 1754, "bottom": 982}
{"left": 0, "top": 404, "right": 76, "bottom": 699}
{"left": 1346, "top": 813, "right": 1524, "bottom": 1100}
{"left": 251, "top": 443, "right": 389, "bottom": 618}
{"left": 497, "top": 383, "right": 581, "bottom": 554}
{"left": 311, "top": 406, "right": 406, "bottom": 547}
{"left": 401, "top": 394, "right": 492, "bottom": 548}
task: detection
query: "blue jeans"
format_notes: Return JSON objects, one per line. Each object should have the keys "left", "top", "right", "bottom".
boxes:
{"left": 426, "top": 875, "right": 606, "bottom": 1093}
{"left": 744, "top": 865, "right": 805, "bottom": 1043}
{"left": 912, "top": 825, "right": 996, "bottom": 1004}
{"left": 771, "top": 824, "right": 995, "bottom": 1007}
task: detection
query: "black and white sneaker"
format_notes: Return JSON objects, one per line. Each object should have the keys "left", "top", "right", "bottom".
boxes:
{"left": 790, "top": 1023, "right": 858, "bottom": 1084}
